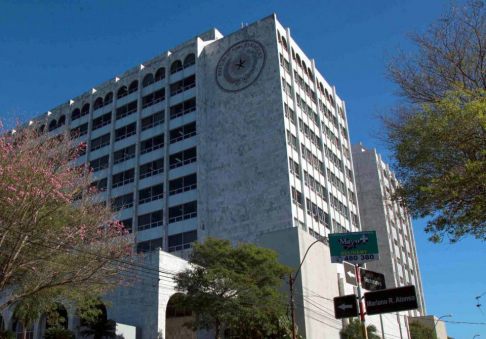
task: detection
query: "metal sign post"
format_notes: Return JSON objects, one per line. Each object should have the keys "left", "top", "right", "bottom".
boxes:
{"left": 356, "top": 264, "right": 368, "bottom": 339}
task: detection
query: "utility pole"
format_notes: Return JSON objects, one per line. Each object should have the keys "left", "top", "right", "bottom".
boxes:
{"left": 356, "top": 264, "right": 369, "bottom": 339}
{"left": 289, "top": 273, "right": 297, "bottom": 339}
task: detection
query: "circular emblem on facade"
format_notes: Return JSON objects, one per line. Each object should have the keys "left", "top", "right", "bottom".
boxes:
{"left": 215, "top": 40, "right": 266, "bottom": 92}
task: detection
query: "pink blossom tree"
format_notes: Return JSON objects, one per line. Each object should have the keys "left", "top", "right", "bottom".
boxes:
{"left": 0, "top": 122, "right": 136, "bottom": 312}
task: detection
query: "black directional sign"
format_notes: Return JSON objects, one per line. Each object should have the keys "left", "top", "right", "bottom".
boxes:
{"left": 360, "top": 268, "right": 386, "bottom": 291}
{"left": 333, "top": 294, "right": 359, "bottom": 319}
{"left": 364, "top": 285, "right": 418, "bottom": 315}
{"left": 344, "top": 262, "right": 357, "bottom": 286}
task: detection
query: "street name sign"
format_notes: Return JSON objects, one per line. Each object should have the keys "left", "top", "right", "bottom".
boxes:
{"left": 360, "top": 268, "right": 386, "bottom": 291}
{"left": 329, "top": 231, "right": 380, "bottom": 264}
{"left": 344, "top": 261, "right": 357, "bottom": 286}
{"left": 364, "top": 285, "right": 418, "bottom": 315}
{"left": 333, "top": 294, "right": 359, "bottom": 319}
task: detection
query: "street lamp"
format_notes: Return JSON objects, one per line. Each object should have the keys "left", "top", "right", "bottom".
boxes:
{"left": 473, "top": 334, "right": 481, "bottom": 339}
{"left": 431, "top": 314, "right": 452, "bottom": 338}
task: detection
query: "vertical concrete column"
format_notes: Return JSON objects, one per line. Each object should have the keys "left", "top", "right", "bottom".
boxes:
{"left": 163, "top": 54, "right": 171, "bottom": 252}
{"left": 107, "top": 80, "right": 119, "bottom": 208}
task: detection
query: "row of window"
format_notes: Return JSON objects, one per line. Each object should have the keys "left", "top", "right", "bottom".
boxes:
{"left": 303, "top": 171, "right": 326, "bottom": 198}
{"left": 301, "top": 143, "right": 324, "bottom": 174}
{"left": 319, "top": 100, "right": 338, "bottom": 128}
{"left": 324, "top": 145, "right": 343, "bottom": 171}
{"left": 296, "top": 94, "right": 319, "bottom": 126}
{"left": 136, "top": 229, "right": 198, "bottom": 254}
{"left": 327, "top": 168, "right": 345, "bottom": 194}
{"left": 284, "top": 103, "right": 296, "bottom": 124}
{"left": 305, "top": 198, "right": 329, "bottom": 225}
{"left": 294, "top": 70, "right": 317, "bottom": 103}
{"left": 298, "top": 118, "right": 322, "bottom": 150}
{"left": 329, "top": 193, "right": 348, "bottom": 218}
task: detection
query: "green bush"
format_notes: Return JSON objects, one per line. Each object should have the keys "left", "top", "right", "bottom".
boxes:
{"left": 0, "top": 329, "right": 16, "bottom": 339}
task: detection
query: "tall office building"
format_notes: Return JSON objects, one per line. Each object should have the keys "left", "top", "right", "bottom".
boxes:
{"left": 352, "top": 142, "right": 427, "bottom": 338}
{"left": 1, "top": 14, "right": 423, "bottom": 339}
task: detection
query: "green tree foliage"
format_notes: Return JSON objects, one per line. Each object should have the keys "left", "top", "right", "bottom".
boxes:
{"left": 0, "top": 329, "right": 15, "bottom": 339}
{"left": 409, "top": 321, "right": 437, "bottom": 339}
{"left": 382, "top": 0, "right": 486, "bottom": 243}
{"left": 339, "top": 318, "right": 380, "bottom": 339}
{"left": 174, "top": 238, "right": 293, "bottom": 339}
{"left": 44, "top": 326, "right": 75, "bottom": 339}
{"left": 80, "top": 317, "right": 117, "bottom": 339}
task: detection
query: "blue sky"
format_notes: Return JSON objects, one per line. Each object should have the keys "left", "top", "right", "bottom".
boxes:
{"left": 1, "top": 0, "right": 484, "bottom": 337}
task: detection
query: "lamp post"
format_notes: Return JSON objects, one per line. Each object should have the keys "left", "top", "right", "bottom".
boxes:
{"left": 473, "top": 334, "right": 481, "bottom": 339}
{"left": 288, "top": 238, "right": 327, "bottom": 339}
{"left": 431, "top": 314, "right": 452, "bottom": 338}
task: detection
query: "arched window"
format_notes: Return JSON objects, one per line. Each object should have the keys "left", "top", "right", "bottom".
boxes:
{"left": 308, "top": 67, "right": 313, "bottom": 78}
{"left": 128, "top": 80, "right": 138, "bottom": 94}
{"left": 13, "top": 320, "right": 34, "bottom": 339}
{"left": 281, "top": 37, "right": 288, "bottom": 51}
{"left": 39, "top": 124, "right": 46, "bottom": 133}
{"left": 155, "top": 67, "right": 166, "bottom": 81}
{"left": 104, "top": 92, "right": 113, "bottom": 104}
{"left": 94, "top": 97, "right": 103, "bottom": 110}
{"left": 117, "top": 86, "right": 128, "bottom": 99}
{"left": 71, "top": 108, "right": 81, "bottom": 121}
{"left": 320, "top": 83, "right": 324, "bottom": 94}
{"left": 48, "top": 120, "right": 57, "bottom": 132}
{"left": 291, "top": 48, "right": 296, "bottom": 60}
{"left": 58, "top": 115, "right": 66, "bottom": 127}
{"left": 81, "top": 103, "right": 90, "bottom": 115}
{"left": 296, "top": 54, "right": 301, "bottom": 67}
{"left": 183, "top": 54, "right": 196, "bottom": 68}
{"left": 0, "top": 313, "right": 5, "bottom": 330}
{"left": 277, "top": 30, "right": 281, "bottom": 42}
{"left": 330, "top": 95, "right": 335, "bottom": 106}
{"left": 325, "top": 89, "right": 330, "bottom": 102}
{"left": 170, "top": 60, "right": 182, "bottom": 74}
{"left": 302, "top": 61, "right": 307, "bottom": 74}
{"left": 142, "top": 74, "right": 154, "bottom": 87}
{"left": 45, "top": 303, "right": 69, "bottom": 330}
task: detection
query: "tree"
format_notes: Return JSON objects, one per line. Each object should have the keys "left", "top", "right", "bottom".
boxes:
{"left": 0, "top": 123, "right": 136, "bottom": 310}
{"left": 409, "top": 320, "right": 437, "bottom": 339}
{"left": 174, "top": 238, "right": 293, "bottom": 339}
{"left": 339, "top": 318, "right": 380, "bottom": 339}
{"left": 80, "top": 317, "right": 117, "bottom": 339}
{"left": 44, "top": 326, "right": 75, "bottom": 339}
{"left": 381, "top": 0, "right": 486, "bottom": 243}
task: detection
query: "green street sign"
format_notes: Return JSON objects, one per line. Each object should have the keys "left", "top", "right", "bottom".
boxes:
{"left": 329, "top": 231, "right": 379, "bottom": 264}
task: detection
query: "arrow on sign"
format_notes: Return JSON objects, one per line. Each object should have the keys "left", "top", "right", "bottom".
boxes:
{"left": 338, "top": 303, "right": 353, "bottom": 311}
{"left": 346, "top": 271, "right": 355, "bottom": 278}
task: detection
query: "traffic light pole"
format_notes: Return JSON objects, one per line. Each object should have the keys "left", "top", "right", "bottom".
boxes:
{"left": 356, "top": 264, "right": 369, "bottom": 339}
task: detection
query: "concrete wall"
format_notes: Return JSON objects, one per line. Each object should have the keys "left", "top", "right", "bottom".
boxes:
{"left": 197, "top": 14, "right": 293, "bottom": 244}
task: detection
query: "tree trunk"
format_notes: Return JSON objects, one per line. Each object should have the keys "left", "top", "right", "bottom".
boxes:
{"left": 214, "top": 319, "right": 221, "bottom": 339}
{"left": 23, "top": 326, "right": 27, "bottom": 339}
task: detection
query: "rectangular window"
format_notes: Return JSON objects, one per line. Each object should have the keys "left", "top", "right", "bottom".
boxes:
{"left": 168, "top": 201, "right": 197, "bottom": 223}
{"left": 112, "top": 168, "right": 135, "bottom": 188}
{"left": 139, "top": 158, "right": 164, "bottom": 179}
{"left": 90, "top": 178, "right": 108, "bottom": 192}
{"left": 170, "top": 75, "right": 196, "bottom": 96}
{"left": 168, "top": 230, "right": 197, "bottom": 252}
{"left": 291, "top": 187, "right": 303, "bottom": 208}
{"left": 141, "top": 110, "right": 165, "bottom": 131}
{"left": 170, "top": 98, "right": 196, "bottom": 120}
{"left": 90, "top": 155, "right": 109, "bottom": 172}
{"left": 92, "top": 112, "right": 112, "bottom": 131}
{"left": 169, "top": 122, "right": 196, "bottom": 144}
{"left": 139, "top": 183, "right": 164, "bottom": 205}
{"left": 115, "top": 122, "right": 136, "bottom": 142}
{"left": 112, "top": 193, "right": 134, "bottom": 211}
{"left": 71, "top": 123, "right": 88, "bottom": 138}
{"left": 141, "top": 134, "right": 164, "bottom": 155}
{"left": 137, "top": 237, "right": 163, "bottom": 253}
{"left": 169, "top": 173, "right": 197, "bottom": 196}
{"left": 286, "top": 130, "right": 297, "bottom": 149}
{"left": 138, "top": 210, "right": 163, "bottom": 231}
{"left": 114, "top": 145, "right": 136, "bottom": 165}
{"left": 169, "top": 147, "right": 197, "bottom": 170}
{"left": 142, "top": 89, "right": 165, "bottom": 108}
{"left": 90, "top": 133, "right": 110, "bottom": 151}
{"left": 120, "top": 218, "right": 132, "bottom": 234}
{"left": 116, "top": 100, "right": 137, "bottom": 120}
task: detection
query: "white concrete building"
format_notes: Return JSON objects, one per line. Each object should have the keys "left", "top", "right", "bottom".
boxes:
{"left": 1, "top": 14, "right": 426, "bottom": 339}
{"left": 352, "top": 142, "right": 427, "bottom": 338}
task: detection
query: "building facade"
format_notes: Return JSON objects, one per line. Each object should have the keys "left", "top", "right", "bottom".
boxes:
{"left": 1, "top": 14, "right": 425, "bottom": 338}
{"left": 352, "top": 142, "right": 427, "bottom": 338}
